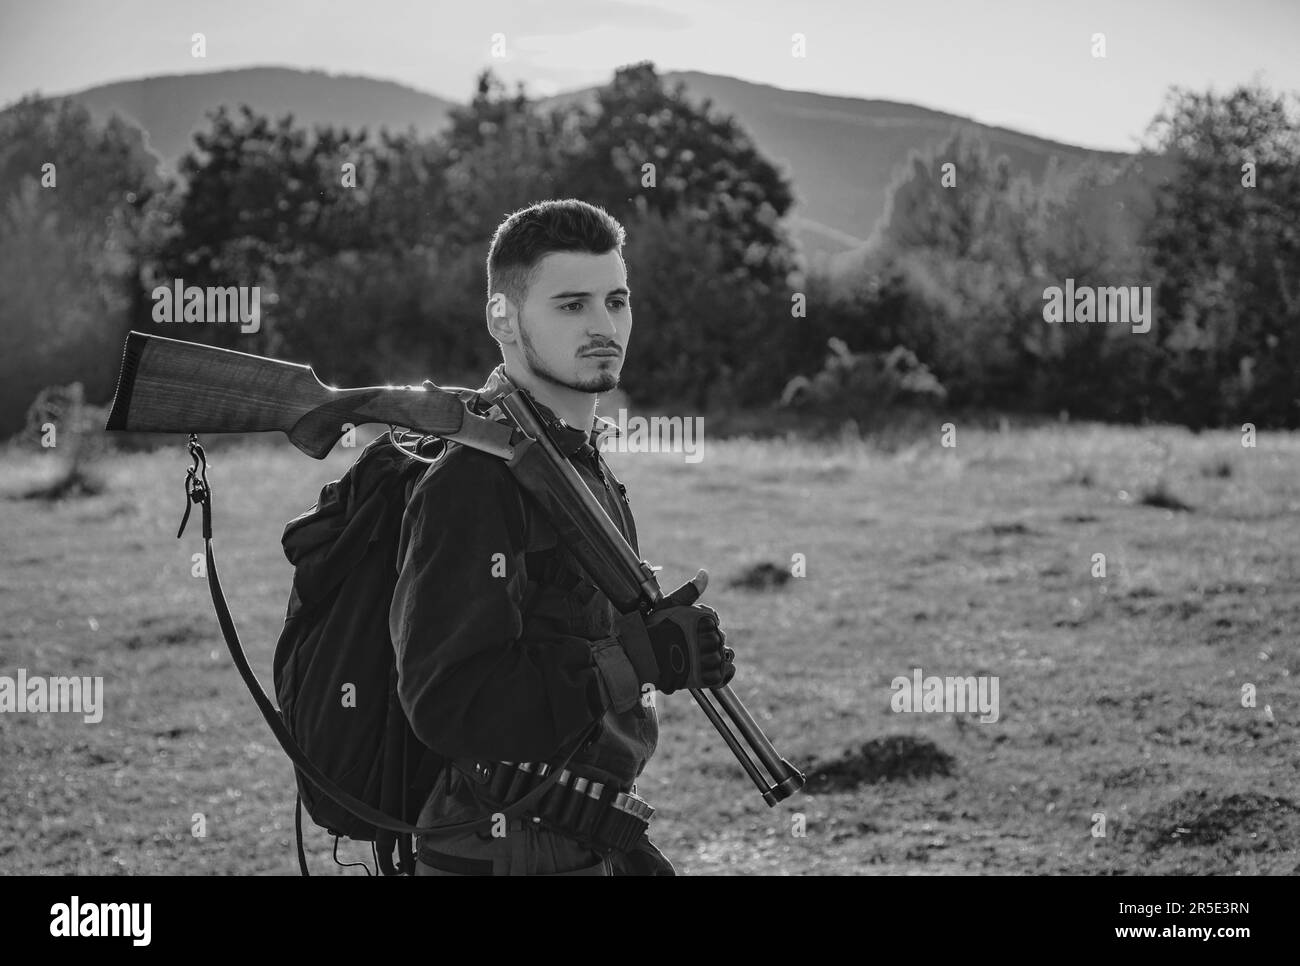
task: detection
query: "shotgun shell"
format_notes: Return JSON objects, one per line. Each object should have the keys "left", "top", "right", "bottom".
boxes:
{"left": 504, "top": 762, "right": 535, "bottom": 802}
{"left": 615, "top": 791, "right": 653, "bottom": 851}
{"left": 488, "top": 761, "right": 516, "bottom": 799}
{"left": 526, "top": 763, "right": 550, "bottom": 804}
{"left": 538, "top": 769, "right": 570, "bottom": 820}
{"left": 625, "top": 793, "right": 648, "bottom": 851}
{"left": 597, "top": 792, "right": 633, "bottom": 847}
{"left": 558, "top": 777, "right": 589, "bottom": 827}
{"left": 575, "top": 781, "right": 606, "bottom": 838}
{"left": 626, "top": 791, "right": 654, "bottom": 822}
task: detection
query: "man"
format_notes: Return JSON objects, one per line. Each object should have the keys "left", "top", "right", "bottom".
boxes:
{"left": 390, "top": 199, "right": 736, "bottom": 876}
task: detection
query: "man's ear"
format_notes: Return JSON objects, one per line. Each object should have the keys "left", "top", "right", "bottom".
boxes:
{"left": 485, "top": 292, "right": 517, "bottom": 345}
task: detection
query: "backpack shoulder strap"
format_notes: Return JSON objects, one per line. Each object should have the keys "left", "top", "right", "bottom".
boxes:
{"left": 190, "top": 442, "right": 597, "bottom": 841}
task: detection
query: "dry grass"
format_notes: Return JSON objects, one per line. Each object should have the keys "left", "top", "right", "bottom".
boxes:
{"left": 2, "top": 421, "right": 1298, "bottom": 875}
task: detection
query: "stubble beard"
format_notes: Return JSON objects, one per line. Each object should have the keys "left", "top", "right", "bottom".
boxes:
{"left": 517, "top": 310, "right": 620, "bottom": 394}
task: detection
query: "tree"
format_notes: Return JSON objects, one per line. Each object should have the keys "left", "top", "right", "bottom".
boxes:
{"left": 560, "top": 62, "right": 799, "bottom": 298}
{"left": 1027, "top": 156, "right": 1162, "bottom": 419}
{"left": 618, "top": 209, "right": 777, "bottom": 409}
{"left": 158, "top": 106, "right": 376, "bottom": 353}
{"left": 878, "top": 134, "right": 1031, "bottom": 264}
{"left": 870, "top": 133, "right": 1043, "bottom": 407}
{"left": 437, "top": 71, "right": 572, "bottom": 249}
{"left": 155, "top": 105, "right": 465, "bottom": 373}
{"left": 0, "top": 96, "right": 161, "bottom": 436}
{"left": 1142, "top": 84, "right": 1300, "bottom": 426}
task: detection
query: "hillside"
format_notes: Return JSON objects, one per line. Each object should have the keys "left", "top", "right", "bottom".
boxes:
{"left": 45, "top": 66, "right": 1129, "bottom": 259}
{"left": 67, "top": 66, "right": 457, "bottom": 171}
{"left": 659, "top": 71, "right": 1128, "bottom": 262}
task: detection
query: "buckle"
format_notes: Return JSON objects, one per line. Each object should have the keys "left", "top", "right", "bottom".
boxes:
{"left": 452, "top": 758, "right": 495, "bottom": 785}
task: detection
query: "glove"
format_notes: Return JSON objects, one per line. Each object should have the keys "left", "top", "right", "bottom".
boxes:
{"left": 616, "top": 569, "right": 736, "bottom": 694}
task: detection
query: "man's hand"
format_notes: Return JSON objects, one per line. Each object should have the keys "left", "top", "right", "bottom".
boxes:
{"left": 616, "top": 570, "right": 736, "bottom": 694}
{"left": 641, "top": 603, "right": 731, "bottom": 692}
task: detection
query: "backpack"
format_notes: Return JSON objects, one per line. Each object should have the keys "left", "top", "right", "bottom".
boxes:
{"left": 196, "top": 426, "right": 600, "bottom": 875}
{"left": 272, "top": 432, "right": 447, "bottom": 875}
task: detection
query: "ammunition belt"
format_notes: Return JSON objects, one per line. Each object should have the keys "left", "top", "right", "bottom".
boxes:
{"left": 462, "top": 760, "right": 654, "bottom": 855}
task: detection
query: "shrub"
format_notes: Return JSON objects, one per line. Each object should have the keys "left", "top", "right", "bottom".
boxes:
{"left": 780, "top": 338, "right": 947, "bottom": 427}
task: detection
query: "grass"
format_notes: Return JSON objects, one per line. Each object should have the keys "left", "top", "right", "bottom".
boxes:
{"left": 1, "top": 422, "right": 1298, "bottom": 875}
{"left": 20, "top": 458, "right": 106, "bottom": 501}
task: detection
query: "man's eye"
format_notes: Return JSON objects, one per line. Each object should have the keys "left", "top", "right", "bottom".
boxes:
{"left": 609, "top": 299, "right": 628, "bottom": 309}
{"left": 560, "top": 302, "right": 583, "bottom": 311}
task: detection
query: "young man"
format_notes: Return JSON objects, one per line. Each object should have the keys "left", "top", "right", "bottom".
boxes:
{"left": 390, "top": 199, "right": 736, "bottom": 876}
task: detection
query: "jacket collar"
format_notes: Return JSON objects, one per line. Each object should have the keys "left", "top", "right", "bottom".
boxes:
{"left": 518, "top": 388, "right": 621, "bottom": 459}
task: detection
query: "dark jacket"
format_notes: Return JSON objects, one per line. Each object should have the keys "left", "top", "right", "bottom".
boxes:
{"left": 389, "top": 392, "right": 657, "bottom": 813}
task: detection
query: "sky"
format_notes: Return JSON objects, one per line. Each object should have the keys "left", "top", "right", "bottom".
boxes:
{"left": 1, "top": 0, "right": 1297, "bottom": 151}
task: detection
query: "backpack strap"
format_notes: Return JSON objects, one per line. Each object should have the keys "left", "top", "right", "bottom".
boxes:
{"left": 180, "top": 438, "right": 599, "bottom": 845}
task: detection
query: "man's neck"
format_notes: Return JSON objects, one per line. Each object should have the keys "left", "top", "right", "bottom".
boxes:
{"left": 503, "top": 364, "right": 598, "bottom": 433}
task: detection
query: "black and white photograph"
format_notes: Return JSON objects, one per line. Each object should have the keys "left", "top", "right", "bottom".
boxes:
{"left": 0, "top": 0, "right": 1294, "bottom": 934}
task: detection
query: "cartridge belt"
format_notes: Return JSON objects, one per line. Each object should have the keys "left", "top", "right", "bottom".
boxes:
{"left": 454, "top": 759, "right": 654, "bottom": 855}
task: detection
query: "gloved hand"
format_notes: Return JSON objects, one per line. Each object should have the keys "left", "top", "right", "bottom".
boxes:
{"left": 616, "top": 570, "right": 736, "bottom": 694}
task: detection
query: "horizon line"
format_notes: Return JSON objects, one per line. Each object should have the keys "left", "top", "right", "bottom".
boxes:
{"left": 3, "top": 62, "right": 1141, "bottom": 155}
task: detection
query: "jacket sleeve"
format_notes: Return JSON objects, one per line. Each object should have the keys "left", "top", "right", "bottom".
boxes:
{"left": 389, "top": 445, "right": 642, "bottom": 762}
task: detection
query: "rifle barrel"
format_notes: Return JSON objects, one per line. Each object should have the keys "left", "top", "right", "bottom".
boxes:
{"left": 480, "top": 367, "right": 806, "bottom": 806}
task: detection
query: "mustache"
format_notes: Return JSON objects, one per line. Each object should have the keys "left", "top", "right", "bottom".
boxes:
{"left": 580, "top": 343, "right": 622, "bottom": 354}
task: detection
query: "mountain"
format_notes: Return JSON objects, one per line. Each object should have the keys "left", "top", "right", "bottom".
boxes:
{"left": 49, "top": 66, "right": 1128, "bottom": 260}
{"left": 66, "top": 66, "right": 457, "bottom": 170}
{"left": 654, "top": 72, "right": 1128, "bottom": 264}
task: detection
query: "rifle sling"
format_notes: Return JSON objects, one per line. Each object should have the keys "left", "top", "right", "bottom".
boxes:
{"left": 194, "top": 491, "right": 598, "bottom": 842}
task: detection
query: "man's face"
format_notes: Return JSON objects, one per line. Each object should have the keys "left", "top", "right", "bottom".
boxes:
{"left": 505, "top": 250, "right": 631, "bottom": 394}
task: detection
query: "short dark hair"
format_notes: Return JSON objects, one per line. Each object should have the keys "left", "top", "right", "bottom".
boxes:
{"left": 486, "top": 199, "right": 627, "bottom": 310}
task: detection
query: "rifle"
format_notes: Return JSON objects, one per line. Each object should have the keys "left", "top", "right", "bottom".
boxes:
{"left": 106, "top": 331, "right": 806, "bottom": 807}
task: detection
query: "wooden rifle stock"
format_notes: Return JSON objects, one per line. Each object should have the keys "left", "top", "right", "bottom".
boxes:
{"left": 105, "top": 331, "right": 513, "bottom": 460}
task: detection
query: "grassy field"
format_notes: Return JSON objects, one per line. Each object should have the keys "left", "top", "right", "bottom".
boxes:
{"left": 2, "top": 420, "right": 1298, "bottom": 875}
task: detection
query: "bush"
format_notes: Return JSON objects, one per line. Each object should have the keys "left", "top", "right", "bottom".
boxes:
{"left": 780, "top": 338, "right": 947, "bottom": 428}
{"left": 0, "top": 97, "right": 160, "bottom": 438}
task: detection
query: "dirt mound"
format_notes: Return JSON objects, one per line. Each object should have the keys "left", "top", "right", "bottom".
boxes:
{"left": 729, "top": 562, "right": 792, "bottom": 590}
{"left": 1061, "top": 513, "right": 1099, "bottom": 523}
{"left": 1136, "top": 790, "right": 1300, "bottom": 852}
{"left": 118, "top": 615, "right": 210, "bottom": 650}
{"left": 1138, "top": 480, "right": 1195, "bottom": 512}
{"left": 805, "top": 735, "right": 956, "bottom": 791}
{"left": 986, "top": 521, "right": 1037, "bottom": 536}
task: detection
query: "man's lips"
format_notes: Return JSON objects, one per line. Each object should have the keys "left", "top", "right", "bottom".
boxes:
{"left": 582, "top": 349, "right": 621, "bottom": 357}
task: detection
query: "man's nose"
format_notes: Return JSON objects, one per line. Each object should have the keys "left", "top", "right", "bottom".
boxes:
{"left": 588, "top": 308, "right": 619, "bottom": 341}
